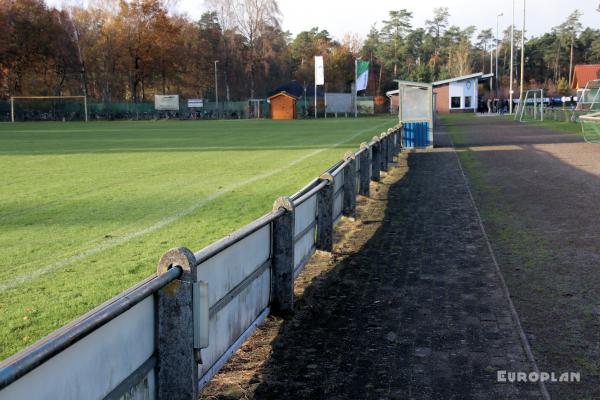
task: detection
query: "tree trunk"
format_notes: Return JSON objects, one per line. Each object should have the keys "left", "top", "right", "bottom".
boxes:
{"left": 568, "top": 38, "right": 574, "bottom": 85}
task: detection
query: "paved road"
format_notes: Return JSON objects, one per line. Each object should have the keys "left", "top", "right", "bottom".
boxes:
{"left": 446, "top": 116, "right": 600, "bottom": 399}
{"left": 202, "top": 125, "right": 545, "bottom": 399}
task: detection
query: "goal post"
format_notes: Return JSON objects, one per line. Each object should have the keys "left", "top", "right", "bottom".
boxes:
{"left": 10, "top": 96, "right": 88, "bottom": 122}
{"left": 575, "top": 79, "right": 600, "bottom": 112}
{"left": 579, "top": 111, "right": 600, "bottom": 143}
{"left": 516, "top": 89, "right": 544, "bottom": 122}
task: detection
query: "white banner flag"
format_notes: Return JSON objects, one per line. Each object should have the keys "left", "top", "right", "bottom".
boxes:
{"left": 315, "top": 56, "right": 324, "bottom": 85}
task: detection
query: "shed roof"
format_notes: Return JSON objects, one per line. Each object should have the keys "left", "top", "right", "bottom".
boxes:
{"left": 571, "top": 64, "right": 600, "bottom": 89}
{"left": 432, "top": 72, "right": 493, "bottom": 86}
{"left": 267, "top": 91, "right": 298, "bottom": 101}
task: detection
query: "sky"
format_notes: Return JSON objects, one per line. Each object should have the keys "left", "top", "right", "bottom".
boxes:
{"left": 171, "top": 0, "right": 600, "bottom": 41}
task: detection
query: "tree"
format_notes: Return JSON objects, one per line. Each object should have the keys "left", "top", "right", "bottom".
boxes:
{"left": 379, "top": 9, "right": 413, "bottom": 76}
{"left": 557, "top": 10, "right": 582, "bottom": 85}
{"left": 209, "top": 0, "right": 281, "bottom": 98}
{"left": 476, "top": 29, "right": 494, "bottom": 74}
{"left": 425, "top": 6, "right": 449, "bottom": 79}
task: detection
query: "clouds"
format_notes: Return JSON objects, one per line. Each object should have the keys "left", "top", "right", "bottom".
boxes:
{"left": 175, "top": 0, "right": 599, "bottom": 41}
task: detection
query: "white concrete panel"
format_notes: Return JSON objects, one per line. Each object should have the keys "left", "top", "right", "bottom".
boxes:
{"left": 1, "top": 297, "right": 155, "bottom": 400}
{"left": 199, "top": 269, "right": 270, "bottom": 374}
{"left": 333, "top": 170, "right": 344, "bottom": 193}
{"left": 294, "top": 195, "right": 317, "bottom": 236}
{"left": 117, "top": 369, "right": 155, "bottom": 400}
{"left": 196, "top": 225, "right": 270, "bottom": 307}
{"left": 294, "top": 228, "right": 315, "bottom": 269}
{"left": 333, "top": 192, "right": 343, "bottom": 221}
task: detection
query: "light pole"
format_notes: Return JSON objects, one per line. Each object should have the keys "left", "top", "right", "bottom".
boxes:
{"left": 490, "top": 46, "right": 493, "bottom": 95}
{"left": 214, "top": 60, "right": 219, "bottom": 118}
{"left": 496, "top": 12, "right": 503, "bottom": 100}
{"left": 509, "top": 1, "right": 515, "bottom": 113}
{"left": 519, "top": 1, "right": 526, "bottom": 112}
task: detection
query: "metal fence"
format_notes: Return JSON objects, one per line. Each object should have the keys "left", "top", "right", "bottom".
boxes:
{"left": 0, "top": 123, "right": 403, "bottom": 400}
{"left": 0, "top": 97, "right": 379, "bottom": 121}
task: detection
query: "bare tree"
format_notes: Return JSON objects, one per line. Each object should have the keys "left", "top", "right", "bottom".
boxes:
{"left": 207, "top": 0, "right": 280, "bottom": 98}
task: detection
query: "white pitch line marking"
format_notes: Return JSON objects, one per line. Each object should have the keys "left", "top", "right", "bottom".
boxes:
{"left": 0, "top": 121, "right": 391, "bottom": 292}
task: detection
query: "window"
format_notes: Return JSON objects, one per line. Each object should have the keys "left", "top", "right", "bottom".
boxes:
{"left": 464, "top": 96, "right": 472, "bottom": 108}
{"left": 451, "top": 96, "right": 461, "bottom": 108}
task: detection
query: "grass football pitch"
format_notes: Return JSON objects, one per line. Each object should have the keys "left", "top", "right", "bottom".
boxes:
{"left": 0, "top": 116, "right": 396, "bottom": 359}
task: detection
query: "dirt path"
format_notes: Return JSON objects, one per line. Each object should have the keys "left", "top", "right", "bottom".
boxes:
{"left": 201, "top": 127, "right": 543, "bottom": 400}
{"left": 445, "top": 115, "right": 600, "bottom": 399}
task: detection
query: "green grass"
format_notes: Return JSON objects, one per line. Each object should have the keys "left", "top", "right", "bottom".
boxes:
{"left": 0, "top": 116, "right": 396, "bottom": 359}
{"left": 500, "top": 114, "right": 584, "bottom": 135}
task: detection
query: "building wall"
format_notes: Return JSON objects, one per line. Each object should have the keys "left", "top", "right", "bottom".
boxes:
{"left": 433, "top": 84, "right": 449, "bottom": 114}
{"left": 448, "top": 78, "right": 478, "bottom": 112}
{"left": 270, "top": 95, "right": 295, "bottom": 120}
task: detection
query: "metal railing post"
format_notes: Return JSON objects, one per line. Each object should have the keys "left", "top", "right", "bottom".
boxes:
{"left": 358, "top": 143, "right": 370, "bottom": 196}
{"left": 342, "top": 152, "right": 356, "bottom": 218}
{"left": 271, "top": 197, "right": 295, "bottom": 314}
{"left": 316, "top": 173, "right": 334, "bottom": 252}
{"left": 371, "top": 136, "right": 381, "bottom": 182}
{"left": 156, "top": 247, "right": 198, "bottom": 400}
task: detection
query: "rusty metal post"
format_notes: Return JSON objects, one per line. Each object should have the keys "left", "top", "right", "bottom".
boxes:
{"left": 271, "top": 197, "right": 295, "bottom": 314}
{"left": 342, "top": 152, "right": 356, "bottom": 218}
{"left": 156, "top": 247, "right": 198, "bottom": 400}
{"left": 316, "top": 173, "right": 334, "bottom": 252}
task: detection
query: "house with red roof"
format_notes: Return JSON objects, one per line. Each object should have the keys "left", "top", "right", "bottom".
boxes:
{"left": 571, "top": 64, "right": 600, "bottom": 93}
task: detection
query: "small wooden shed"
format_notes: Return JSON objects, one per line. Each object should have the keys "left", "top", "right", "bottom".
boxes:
{"left": 268, "top": 92, "right": 297, "bottom": 120}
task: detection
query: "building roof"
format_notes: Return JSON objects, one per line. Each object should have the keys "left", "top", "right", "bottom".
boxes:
{"left": 432, "top": 72, "right": 493, "bottom": 86}
{"left": 571, "top": 64, "right": 600, "bottom": 89}
{"left": 267, "top": 91, "right": 298, "bottom": 101}
{"left": 385, "top": 73, "right": 494, "bottom": 96}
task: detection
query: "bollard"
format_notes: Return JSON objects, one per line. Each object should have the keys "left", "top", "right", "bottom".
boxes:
{"left": 271, "top": 197, "right": 295, "bottom": 314}
{"left": 316, "top": 173, "right": 334, "bottom": 252}
{"left": 156, "top": 247, "right": 198, "bottom": 400}
{"left": 358, "top": 142, "right": 370, "bottom": 196}
{"left": 342, "top": 151, "right": 356, "bottom": 218}
{"left": 371, "top": 136, "right": 381, "bottom": 182}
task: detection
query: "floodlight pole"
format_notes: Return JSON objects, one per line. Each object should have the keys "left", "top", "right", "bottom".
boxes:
{"left": 490, "top": 49, "right": 493, "bottom": 95}
{"left": 496, "top": 12, "right": 503, "bottom": 100}
{"left": 214, "top": 60, "right": 219, "bottom": 119}
{"left": 519, "top": 0, "right": 526, "bottom": 114}
{"left": 509, "top": 0, "right": 515, "bottom": 114}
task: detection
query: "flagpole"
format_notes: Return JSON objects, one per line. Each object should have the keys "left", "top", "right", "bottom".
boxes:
{"left": 354, "top": 59, "right": 358, "bottom": 118}
{"left": 314, "top": 80, "right": 317, "bottom": 119}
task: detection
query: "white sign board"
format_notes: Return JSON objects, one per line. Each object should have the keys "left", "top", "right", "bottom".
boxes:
{"left": 188, "top": 98, "right": 204, "bottom": 108}
{"left": 325, "top": 93, "right": 352, "bottom": 113}
{"left": 155, "top": 95, "right": 179, "bottom": 111}
{"left": 314, "top": 56, "right": 324, "bottom": 85}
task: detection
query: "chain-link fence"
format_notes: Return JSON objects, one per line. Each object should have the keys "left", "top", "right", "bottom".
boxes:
{"left": 0, "top": 96, "right": 386, "bottom": 122}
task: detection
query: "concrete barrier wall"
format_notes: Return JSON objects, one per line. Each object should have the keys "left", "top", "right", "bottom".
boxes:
{"left": 0, "top": 123, "right": 404, "bottom": 400}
